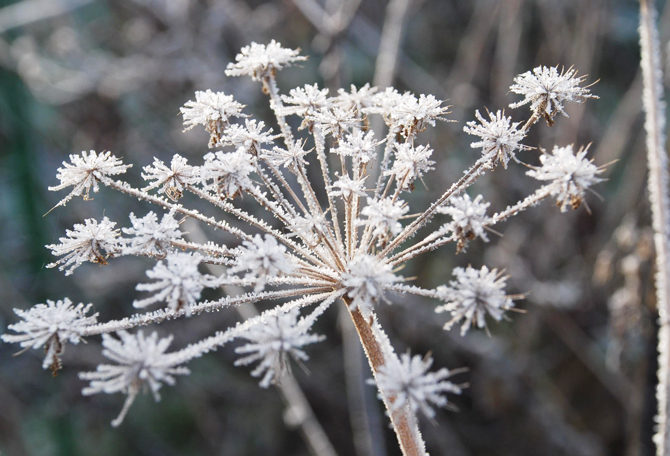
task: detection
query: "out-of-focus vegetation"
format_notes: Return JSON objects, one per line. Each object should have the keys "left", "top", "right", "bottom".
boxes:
{"left": 0, "top": 0, "right": 660, "bottom": 455}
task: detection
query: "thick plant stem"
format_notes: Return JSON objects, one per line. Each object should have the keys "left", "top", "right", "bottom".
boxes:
{"left": 639, "top": 1, "right": 670, "bottom": 454}
{"left": 346, "top": 300, "right": 426, "bottom": 456}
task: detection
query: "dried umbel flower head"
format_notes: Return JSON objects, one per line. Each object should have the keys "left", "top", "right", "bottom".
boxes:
{"left": 3, "top": 41, "right": 602, "bottom": 454}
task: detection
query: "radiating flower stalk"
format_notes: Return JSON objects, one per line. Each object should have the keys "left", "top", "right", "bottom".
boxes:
{"left": 638, "top": 1, "right": 670, "bottom": 455}
{"left": 2, "top": 40, "right": 602, "bottom": 455}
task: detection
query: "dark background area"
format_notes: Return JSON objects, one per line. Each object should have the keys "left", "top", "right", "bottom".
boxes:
{"left": 0, "top": 0, "right": 662, "bottom": 455}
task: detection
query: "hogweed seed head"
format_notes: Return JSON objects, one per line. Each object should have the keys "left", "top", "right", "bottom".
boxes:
{"left": 234, "top": 308, "right": 325, "bottom": 388}
{"left": 438, "top": 194, "right": 492, "bottom": 252}
{"left": 180, "top": 90, "right": 246, "bottom": 147}
{"left": 436, "top": 266, "right": 517, "bottom": 336}
{"left": 386, "top": 143, "right": 435, "bottom": 191}
{"left": 225, "top": 40, "right": 307, "bottom": 82}
{"left": 526, "top": 144, "right": 605, "bottom": 212}
{"left": 134, "top": 252, "right": 209, "bottom": 313}
{"left": 464, "top": 110, "right": 530, "bottom": 169}
{"left": 48, "top": 150, "right": 131, "bottom": 209}
{"left": 2, "top": 298, "right": 97, "bottom": 372}
{"left": 229, "top": 234, "right": 295, "bottom": 292}
{"left": 201, "top": 149, "right": 255, "bottom": 198}
{"left": 122, "top": 210, "right": 182, "bottom": 257}
{"left": 509, "top": 65, "right": 598, "bottom": 126}
{"left": 372, "top": 353, "right": 462, "bottom": 418}
{"left": 79, "top": 330, "right": 189, "bottom": 427}
{"left": 342, "top": 255, "right": 398, "bottom": 317}
{"left": 141, "top": 154, "right": 198, "bottom": 200}
{"left": 46, "top": 217, "right": 120, "bottom": 275}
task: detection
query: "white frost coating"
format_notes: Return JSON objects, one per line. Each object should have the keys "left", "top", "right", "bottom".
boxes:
{"left": 387, "top": 143, "right": 435, "bottom": 190}
{"left": 201, "top": 149, "right": 255, "bottom": 198}
{"left": 331, "top": 130, "right": 379, "bottom": 164}
{"left": 221, "top": 119, "right": 279, "bottom": 155}
{"left": 358, "top": 197, "right": 409, "bottom": 239}
{"left": 79, "top": 330, "right": 190, "bottom": 427}
{"left": 46, "top": 217, "right": 120, "bottom": 275}
{"left": 332, "top": 83, "right": 378, "bottom": 113}
{"left": 280, "top": 83, "right": 330, "bottom": 129}
{"left": 639, "top": 2, "right": 670, "bottom": 455}
{"left": 2, "top": 298, "right": 97, "bottom": 371}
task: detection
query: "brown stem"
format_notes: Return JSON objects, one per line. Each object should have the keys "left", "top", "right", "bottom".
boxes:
{"left": 345, "top": 300, "right": 425, "bottom": 456}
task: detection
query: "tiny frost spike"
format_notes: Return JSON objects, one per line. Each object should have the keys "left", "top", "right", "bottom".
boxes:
{"left": 2, "top": 39, "right": 603, "bottom": 456}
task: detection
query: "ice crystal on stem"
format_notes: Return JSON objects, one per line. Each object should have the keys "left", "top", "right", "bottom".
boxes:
{"left": 2, "top": 298, "right": 97, "bottom": 372}
{"left": 509, "top": 65, "right": 598, "bottom": 126}
{"left": 373, "top": 353, "right": 462, "bottom": 418}
{"left": 79, "top": 330, "right": 190, "bottom": 427}
{"left": 46, "top": 217, "right": 120, "bottom": 275}
{"left": 436, "top": 266, "right": 517, "bottom": 336}
{"left": 4, "top": 40, "right": 605, "bottom": 455}
{"left": 234, "top": 308, "right": 325, "bottom": 388}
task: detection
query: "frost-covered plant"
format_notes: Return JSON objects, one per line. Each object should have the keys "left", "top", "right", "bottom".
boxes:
{"left": 1, "top": 41, "right": 602, "bottom": 456}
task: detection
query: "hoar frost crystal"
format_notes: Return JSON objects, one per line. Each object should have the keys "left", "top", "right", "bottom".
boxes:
{"left": 2, "top": 41, "right": 603, "bottom": 456}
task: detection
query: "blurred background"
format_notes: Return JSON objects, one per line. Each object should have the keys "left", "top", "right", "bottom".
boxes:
{"left": 0, "top": 0, "right": 661, "bottom": 455}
